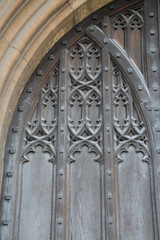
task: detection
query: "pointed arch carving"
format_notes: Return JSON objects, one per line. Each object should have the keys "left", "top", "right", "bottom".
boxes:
{"left": 86, "top": 25, "right": 150, "bottom": 103}
{"left": 0, "top": 0, "right": 114, "bottom": 188}
{"left": 0, "top": 0, "right": 159, "bottom": 239}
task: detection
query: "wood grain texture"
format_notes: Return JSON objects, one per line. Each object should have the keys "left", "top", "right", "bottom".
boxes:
{"left": 0, "top": 0, "right": 159, "bottom": 239}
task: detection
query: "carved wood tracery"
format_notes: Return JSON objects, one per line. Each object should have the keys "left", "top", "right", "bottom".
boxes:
{"left": 111, "top": 4, "right": 144, "bottom": 72}
{"left": 68, "top": 37, "right": 103, "bottom": 164}
{"left": 0, "top": 0, "right": 158, "bottom": 239}
{"left": 112, "top": 64, "right": 150, "bottom": 164}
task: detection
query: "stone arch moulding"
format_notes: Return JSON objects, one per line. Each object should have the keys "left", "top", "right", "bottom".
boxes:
{"left": 0, "top": 0, "right": 114, "bottom": 189}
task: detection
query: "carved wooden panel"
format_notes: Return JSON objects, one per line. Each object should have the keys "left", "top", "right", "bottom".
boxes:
{"left": 111, "top": 4, "right": 144, "bottom": 73}
{"left": 112, "top": 64, "right": 154, "bottom": 239}
{"left": 0, "top": 0, "right": 159, "bottom": 239}
{"left": 16, "top": 67, "right": 58, "bottom": 239}
{"left": 67, "top": 37, "right": 104, "bottom": 239}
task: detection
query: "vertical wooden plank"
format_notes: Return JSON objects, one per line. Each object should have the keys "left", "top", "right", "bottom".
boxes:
{"left": 112, "top": 62, "right": 155, "bottom": 239}
{"left": 117, "top": 146, "right": 154, "bottom": 240}
{"left": 19, "top": 148, "right": 55, "bottom": 240}
{"left": 102, "top": 15, "right": 117, "bottom": 240}
{"left": 12, "top": 66, "right": 59, "bottom": 240}
{"left": 55, "top": 49, "right": 68, "bottom": 240}
{"left": 111, "top": 18, "right": 125, "bottom": 49}
{"left": 69, "top": 147, "right": 102, "bottom": 239}
{"left": 65, "top": 36, "right": 105, "bottom": 239}
{"left": 129, "top": 27, "right": 142, "bottom": 71}
{"left": 102, "top": 49, "right": 116, "bottom": 239}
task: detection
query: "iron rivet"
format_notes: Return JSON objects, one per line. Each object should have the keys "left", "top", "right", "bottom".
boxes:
{"left": 107, "top": 148, "right": 111, "bottom": 153}
{"left": 103, "top": 23, "right": 108, "bottom": 27}
{"left": 76, "top": 27, "right": 82, "bottom": 32}
{"left": 89, "top": 26, "right": 94, "bottom": 31}
{"left": 154, "top": 107, "right": 160, "bottom": 111}
{"left": 127, "top": 68, "right": 133, "bottom": 73}
{"left": 150, "top": 48, "right": 156, "bottom": 54}
{"left": 152, "top": 84, "right": 159, "bottom": 91}
{"left": 18, "top": 106, "right": 24, "bottom": 112}
{"left": 61, "top": 87, "right": 65, "bottom": 92}
{"left": 116, "top": 53, "right": 121, "bottom": 58}
{"left": 2, "top": 220, "right": 9, "bottom": 226}
{"left": 60, "top": 146, "right": 64, "bottom": 153}
{"left": 104, "top": 66, "right": 108, "bottom": 72}
{"left": 9, "top": 148, "right": 16, "bottom": 154}
{"left": 57, "top": 219, "right": 62, "bottom": 224}
{"left": 92, "top": 15, "right": 97, "bottom": 20}
{"left": 106, "top": 105, "right": 110, "bottom": 111}
{"left": 60, "top": 127, "right": 64, "bottom": 132}
{"left": 109, "top": 4, "right": 114, "bottom": 10}
{"left": 48, "top": 54, "right": 54, "bottom": 60}
{"left": 108, "top": 192, "right": 112, "bottom": 199}
{"left": 106, "top": 126, "right": 110, "bottom": 132}
{"left": 155, "top": 127, "right": 160, "bottom": 132}
{"left": 5, "top": 195, "right": 11, "bottom": 200}
{"left": 104, "top": 38, "right": 108, "bottom": 44}
{"left": 152, "top": 66, "right": 157, "bottom": 72}
{"left": 149, "top": 12, "right": 154, "bottom": 17}
{"left": 61, "top": 68, "right": 65, "bottom": 73}
{"left": 59, "top": 169, "right": 64, "bottom": 175}
{"left": 62, "top": 40, "right": 67, "bottom": 45}
{"left": 6, "top": 171, "right": 13, "bottom": 177}
{"left": 138, "top": 85, "right": 143, "bottom": 91}
{"left": 26, "top": 88, "right": 32, "bottom": 93}
{"left": 157, "top": 149, "right": 160, "bottom": 154}
{"left": 12, "top": 127, "right": 19, "bottom": 132}
{"left": 105, "top": 86, "right": 109, "bottom": 91}
{"left": 108, "top": 170, "right": 112, "bottom": 175}
{"left": 58, "top": 193, "right": 63, "bottom": 199}
{"left": 146, "top": 106, "right": 152, "bottom": 111}
{"left": 61, "top": 106, "right": 65, "bottom": 111}
{"left": 150, "top": 30, "right": 156, "bottom": 35}
{"left": 109, "top": 217, "right": 113, "bottom": 224}
{"left": 36, "top": 70, "right": 42, "bottom": 76}
{"left": 153, "top": 87, "right": 159, "bottom": 91}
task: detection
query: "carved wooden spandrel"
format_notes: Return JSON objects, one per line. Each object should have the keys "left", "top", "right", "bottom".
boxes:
{"left": 112, "top": 4, "right": 144, "bottom": 73}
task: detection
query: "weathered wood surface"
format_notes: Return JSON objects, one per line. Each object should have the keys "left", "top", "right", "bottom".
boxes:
{"left": 0, "top": 0, "right": 159, "bottom": 239}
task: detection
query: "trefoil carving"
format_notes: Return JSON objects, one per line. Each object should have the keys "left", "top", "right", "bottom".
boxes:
{"left": 112, "top": 65, "right": 150, "bottom": 164}
{"left": 68, "top": 37, "right": 103, "bottom": 163}
{"left": 22, "top": 66, "right": 59, "bottom": 163}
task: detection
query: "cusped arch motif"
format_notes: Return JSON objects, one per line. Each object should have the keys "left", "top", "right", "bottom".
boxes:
{"left": 0, "top": 0, "right": 114, "bottom": 184}
{"left": 86, "top": 25, "right": 150, "bottom": 103}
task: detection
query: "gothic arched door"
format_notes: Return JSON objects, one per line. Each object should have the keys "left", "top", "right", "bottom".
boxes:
{"left": 0, "top": 0, "right": 159, "bottom": 239}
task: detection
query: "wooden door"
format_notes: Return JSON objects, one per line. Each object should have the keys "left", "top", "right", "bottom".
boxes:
{"left": 0, "top": 0, "right": 159, "bottom": 239}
